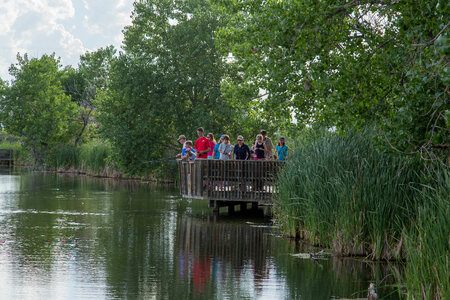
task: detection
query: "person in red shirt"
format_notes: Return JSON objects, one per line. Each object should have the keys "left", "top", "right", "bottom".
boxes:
{"left": 194, "top": 127, "right": 211, "bottom": 159}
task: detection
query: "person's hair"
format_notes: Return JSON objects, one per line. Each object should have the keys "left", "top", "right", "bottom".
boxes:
{"left": 197, "top": 127, "right": 204, "bottom": 132}
{"left": 185, "top": 140, "right": 193, "bottom": 146}
{"left": 207, "top": 133, "right": 216, "bottom": 143}
{"left": 260, "top": 130, "right": 267, "bottom": 135}
{"left": 278, "top": 138, "right": 285, "bottom": 146}
{"left": 223, "top": 135, "right": 230, "bottom": 141}
{"left": 256, "top": 134, "right": 263, "bottom": 141}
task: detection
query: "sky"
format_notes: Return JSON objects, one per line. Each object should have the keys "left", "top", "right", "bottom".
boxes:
{"left": 0, "top": 0, "right": 134, "bottom": 81}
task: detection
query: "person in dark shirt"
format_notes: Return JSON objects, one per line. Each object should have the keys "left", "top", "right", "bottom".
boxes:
{"left": 254, "top": 134, "right": 266, "bottom": 160}
{"left": 233, "top": 135, "right": 251, "bottom": 160}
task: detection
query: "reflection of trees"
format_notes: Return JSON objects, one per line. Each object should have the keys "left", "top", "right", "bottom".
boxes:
{"left": 0, "top": 172, "right": 180, "bottom": 298}
{"left": 0, "top": 171, "right": 401, "bottom": 299}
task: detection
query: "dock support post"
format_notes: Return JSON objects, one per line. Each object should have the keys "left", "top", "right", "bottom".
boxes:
{"left": 252, "top": 202, "right": 258, "bottom": 210}
{"left": 209, "top": 200, "right": 220, "bottom": 214}
{"left": 228, "top": 204, "right": 235, "bottom": 214}
{"left": 240, "top": 202, "right": 247, "bottom": 211}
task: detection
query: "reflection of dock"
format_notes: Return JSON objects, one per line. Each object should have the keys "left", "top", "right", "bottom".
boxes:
{"left": 0, "top": 149, "right": 13, "bottom": 167}
{"left": 178, "top": 160, "right": 285, "bottom": 212}
{"left": 177, "top": 216, "right": 272, "bottom": 274}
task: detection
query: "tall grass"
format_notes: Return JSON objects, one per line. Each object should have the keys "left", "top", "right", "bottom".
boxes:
{"left": 274, "top": 129, "right": 449, "bottom": 297}
{"left": 275, "top": 129, "right": 429, "bottom": 260}
{"left": 402, "top": 169, "right": 449, "bottom": 299}
{"left": 79, "top": 142, "right": 110, "bottom": 173}
{"left": 49, "top": 142, "right": 112, "bottom": 175}
{"left": 53, "top": 144, "right": 80, "bottom": 168}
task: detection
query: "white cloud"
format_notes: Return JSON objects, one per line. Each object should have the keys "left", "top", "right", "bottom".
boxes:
{"left": 83, "top": 15, "right": 102, "bottom": 35}
{"left": 82, "top": 0, "right": 89, "bottom": 10}
{"left": 0, "top": 0, "right": 134, "bottom": 81}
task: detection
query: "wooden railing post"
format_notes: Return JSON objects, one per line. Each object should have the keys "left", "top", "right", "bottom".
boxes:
{"left": 178, "top": 159, "right": 285, "bottom": 203}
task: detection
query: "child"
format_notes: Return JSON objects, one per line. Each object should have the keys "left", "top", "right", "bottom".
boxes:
{"left": 181, "top": 141, "right": 196, "bottom": 161}
{"left": 218, "top": 135, "right": 232, "bottom": 160}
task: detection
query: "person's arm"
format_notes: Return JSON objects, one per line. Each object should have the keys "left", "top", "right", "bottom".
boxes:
{"left": 246, "top": 145, "right": 251, "bottom": 160}
{"left": 180, "top": 148, "right": 187, "bottom": 159}
{"left": 199, "top": 139, "right": 211, "bottom": 155}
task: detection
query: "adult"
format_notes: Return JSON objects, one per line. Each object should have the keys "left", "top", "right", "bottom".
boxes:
{"left": 212, "top": 135, "right": 224, "bottom": 159}
{"left": 260, "top": 130, "right": 274, "bottom": 160}
{"left": 194, "top": 127, "right": 210, "bottom": 159}
{"left": 275, "top": 137, "right": 292, "bottom": 161}
{"left": 206, "top": 133, "right": 216, "bottom": 159}
{"left": 254, "top": 134, "right": 265, "bottom": 160}
{"left": 234, "top": 135, "right": 251, "bottom": 160}
{"left": 218, "top": 135, "right": 232, "bottom": 160}
{"left": 176, "top": 135, "right": 186, "bottom": 158}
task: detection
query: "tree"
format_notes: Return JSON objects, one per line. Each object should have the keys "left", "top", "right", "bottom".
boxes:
{"left": 61, "top": 46, "right": 116, "bottom": 146}
{"left": 0, "top": 53, "right": 76, "bottom": 165}
{"left": 97, "top": 0, "right": 245, "bottom": 174}
{"left": 216, "top": 0, "right": 449, "bottom": 158}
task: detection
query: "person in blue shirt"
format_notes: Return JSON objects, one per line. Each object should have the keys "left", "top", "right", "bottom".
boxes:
{"left": 212, "top": 135, "right": 224, "bottom": 159}
{"left": 275, "top": 137, "right": 291, "bottom": 161}
{"left": 181, "top": 141, "right": 196, "bottom": 161}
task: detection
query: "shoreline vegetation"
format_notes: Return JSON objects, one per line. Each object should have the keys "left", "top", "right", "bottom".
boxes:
{"left": 0, "top": 140, "right": 176, "bottom": 183}
{"left": 275, "top": 129, "right": 449, "bottom": 299}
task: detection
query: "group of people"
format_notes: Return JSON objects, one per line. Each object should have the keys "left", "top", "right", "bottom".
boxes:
{"left": 176, "top": 127, "right": 291, "bottom": 162}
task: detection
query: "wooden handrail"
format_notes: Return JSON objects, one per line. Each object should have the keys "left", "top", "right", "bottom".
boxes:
{"left": 178, "top": 159, "right": 286, "bottom": 202}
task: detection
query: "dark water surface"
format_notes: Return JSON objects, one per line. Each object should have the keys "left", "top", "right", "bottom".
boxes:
{"left": 0, "top": 169, "right": 399, "bottom": 299}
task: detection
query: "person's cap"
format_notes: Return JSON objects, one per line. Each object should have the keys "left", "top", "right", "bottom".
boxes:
{"left": 260, "top": 129, "right": 267, "bottom": 135}
{"left": 237, "top": 135, "right": 244, "bottom": 140}
{"left": 278, "top": 137, "right": 285, "bottom": 140}
{"left": 220, "top": 134, "right": 225, "bottom": 139}
{"left": 178, "top": 135, "right": 186, "bottom": 141}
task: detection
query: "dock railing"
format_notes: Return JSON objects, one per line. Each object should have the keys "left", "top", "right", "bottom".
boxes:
{"left": 178, "top": 159, "right": 286, "bottom": 203}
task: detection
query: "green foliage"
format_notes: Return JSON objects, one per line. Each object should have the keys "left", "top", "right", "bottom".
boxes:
{"left": 61, "top": 46, "right": 116, "bottom": 146}
{"left": 402, "top": 169, "right": 449, "bottom": 299}
{"left": 79, "top": 141, "right": 110, "bottom": 173}
{"left": 97, "top": 0, "right": 245, "bottom": 175}
{"left": 0, "top": 54, "right": 77, "bottom": 164}
{"left": 48, "top": 141, "right": 111, "bottom": 174}
{"left": 52, "top": 144, "right": 80, "bottom": 168}
{"left": 216, "top": 0, "right": 449, "bottom": 156}
{"left": 275, "top": 129, "right": 437, "bottom": 260}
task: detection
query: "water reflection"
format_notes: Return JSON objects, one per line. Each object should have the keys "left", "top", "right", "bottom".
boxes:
{"left": 0, "top": 171, "right": 399, "bottom": 299}
{"left": 176, "top": 215, "right": 282, "bottom": 298}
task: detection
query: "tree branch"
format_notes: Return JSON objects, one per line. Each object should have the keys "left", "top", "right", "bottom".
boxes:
{"left": 411, "top": 21, "right": 450, "bottom": 47}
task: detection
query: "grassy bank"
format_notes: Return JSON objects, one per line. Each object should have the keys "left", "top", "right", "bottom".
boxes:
{"left": 50, "top": 142, "right": 115, "bottom": 177}
{"left": 0, "top": 140, "right": 176, "bottom": 182}
{"left": 274, "top": 129, "right": 448, "bottom": 298}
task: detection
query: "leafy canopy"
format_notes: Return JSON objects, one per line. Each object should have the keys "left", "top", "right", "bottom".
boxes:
{"left": 0, "top": 53, "right": 76, "bottom": 162}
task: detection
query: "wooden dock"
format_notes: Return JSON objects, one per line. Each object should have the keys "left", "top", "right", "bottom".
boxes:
{"left": 0, "top": 149, "right": 13, "bottom": 166}
{"left": 178, "top": 159, "right": 285, "bottom": 212}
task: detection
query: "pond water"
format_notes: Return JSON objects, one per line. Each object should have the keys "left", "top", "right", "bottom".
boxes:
{"left": 0, "top": 169, "right": 400, "bottom": 299}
